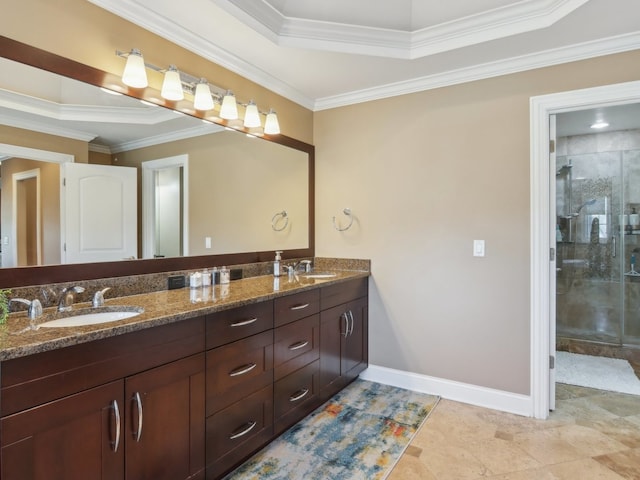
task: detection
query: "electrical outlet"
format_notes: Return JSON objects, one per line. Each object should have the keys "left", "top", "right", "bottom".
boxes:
{"left": 205, "top": 237, "right": 211, "bottom": 249}
{"left": 473, "top": 240, "right": 485, "bottom": 257}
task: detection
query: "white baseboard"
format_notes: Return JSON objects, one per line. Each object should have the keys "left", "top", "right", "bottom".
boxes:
{"left": 360, "top": 365, "right": 533, "bottom": 417}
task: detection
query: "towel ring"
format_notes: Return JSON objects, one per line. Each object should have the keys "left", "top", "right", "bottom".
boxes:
{"left": 271, "top": 210, "right": 289, "bottom": 231}
{"left": 333, "top": 208, "right": 354, "bottom": 231}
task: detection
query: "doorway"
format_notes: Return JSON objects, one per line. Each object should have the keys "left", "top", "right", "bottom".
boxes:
{"left": 142, "top": 155, "right": 189, "bottom": 259}
{"left": 12, "top": 168, "right": 41, "bottom": 266}
{"left": 530, "top": 80, "right": 640, "bottom": 419}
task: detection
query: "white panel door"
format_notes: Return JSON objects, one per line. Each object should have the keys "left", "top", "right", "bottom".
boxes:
{"left": 62, "top": 163, "right": 137, "bottom": 264}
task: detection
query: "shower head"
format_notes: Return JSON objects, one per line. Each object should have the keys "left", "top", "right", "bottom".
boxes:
{"left": 556, "top": 164, "right": 573, "bottom": 176}
{"left": 573, "top": 198, "right": 596, "bottom": 215}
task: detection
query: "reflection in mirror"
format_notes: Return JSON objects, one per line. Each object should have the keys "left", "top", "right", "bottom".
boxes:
{"left": 0, "top": 54, "right": 309, "bottom": 269}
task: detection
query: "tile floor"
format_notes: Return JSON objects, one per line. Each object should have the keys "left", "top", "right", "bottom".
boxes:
{"left": 388, "top": 383, "right": 640, "bottom": 479}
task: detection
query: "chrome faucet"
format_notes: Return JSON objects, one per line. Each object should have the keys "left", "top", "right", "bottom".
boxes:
{"left": 58, "top": 286, "right": 85, "bottom": 312}
{"left": 10, "top": 298, "right": 43, "bottom": 320}
{"left": 293, "top": 259, "right": 313, "bottom": 273}
{"left": 92, "top": 287, "right": 110, "bottom": 308}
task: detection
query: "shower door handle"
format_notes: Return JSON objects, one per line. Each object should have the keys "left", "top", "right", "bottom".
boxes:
{"left": 612, "top": 236, "right": 616, "bottom": 258}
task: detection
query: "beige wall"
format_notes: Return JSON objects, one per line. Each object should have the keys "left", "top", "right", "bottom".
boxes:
{"left": 115, "top": 131, "right": 308, "bottom": 257}
{"left": 314, "top": 50, "right": 640, "bottom": 395}
{"left": 1, "top": 0, "right": 313, "bottom": 144}
{"left": 0, "top": 125, "right": 89, "bottom": 164}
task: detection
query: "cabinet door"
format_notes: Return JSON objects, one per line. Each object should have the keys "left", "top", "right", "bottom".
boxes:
{"left": 319, "top": 304, "right": 348, "bottom": 396}
{"left": 319, "top": 296, "right": 369, "bottom": 398}
{"left": 125, "top": 354, "right": 205, "bottom": 480}
{"left": 1, "top": 380, "right": 124, "bottom": 480}
{"left": 343, "top": 297, "right": 368, "bottom": 381}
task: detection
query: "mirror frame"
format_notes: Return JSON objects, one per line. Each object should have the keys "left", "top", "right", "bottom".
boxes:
{"left": 0, "top": 36, "right": 315, "bottom": 288}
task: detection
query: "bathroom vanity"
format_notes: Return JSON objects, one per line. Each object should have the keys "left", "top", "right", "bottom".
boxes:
{"left": 0, "top": 272, "right": 368, "bottom": 480}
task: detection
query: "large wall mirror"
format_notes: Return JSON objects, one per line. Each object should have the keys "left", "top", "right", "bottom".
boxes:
{"left": 0, "top": 36, "right": 314, "bottom": 287}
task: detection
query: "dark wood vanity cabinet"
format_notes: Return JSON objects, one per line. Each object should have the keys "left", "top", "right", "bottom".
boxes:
{"left": 204, "top": 304, "right": 275, "bottom": 479}
{"left": 319, "top": 278, "right": 369, "bottom": 401}
{"left": 0, "top": 318, "right": 206, "bottom": 480}
{"left": 0, "top": 275, "right": 369, "bottom": 480}
{"left": 273, "top": 291, "right": 321, "bottom": 435}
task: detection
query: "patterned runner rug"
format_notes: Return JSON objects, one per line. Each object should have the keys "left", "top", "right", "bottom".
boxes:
{"left": 223, "top": 379, "right": 439, "bottom": 480}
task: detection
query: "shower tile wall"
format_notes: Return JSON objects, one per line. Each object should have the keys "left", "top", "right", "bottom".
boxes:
{"left": 556, "top": 129, "right": 640, "bottom": 345}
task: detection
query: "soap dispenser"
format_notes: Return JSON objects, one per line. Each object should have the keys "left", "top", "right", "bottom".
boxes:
{"left": 274, "top": 251, "right": 282, "bottom": 277}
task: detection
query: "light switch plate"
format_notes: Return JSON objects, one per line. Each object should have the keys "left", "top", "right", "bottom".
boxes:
{"left": 205, "top": 236, "right": 212, "bottom": 249}
{"left": 473, "top": 240, "right": 485, "bottom": 257}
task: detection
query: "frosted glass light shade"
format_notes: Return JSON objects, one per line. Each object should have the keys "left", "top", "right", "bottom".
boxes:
{"left": 194, "top": 79, "right": 214, "bottom": 111}
{"left": 243, "top": 101, "right": 261, "bottom": 128}
{"left": 220, "top": 91, "right": 238, "bottom": 120}
{"left": 122, "top": 49, "right": 148, "bottom": 88}
{"left": 161, "top": 65, "right": 184, "bottom": 101}
{"left": 264, "top": 109, "right": 280, "bottom": 135}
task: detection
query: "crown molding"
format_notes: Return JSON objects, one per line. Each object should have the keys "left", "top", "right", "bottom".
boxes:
{"left": 87, "top": 0, "right": 315, "bottom": 110}
{"left": 87, "top": 0, "right": 640, "bottom": 114}
{"left": 221, "top": 0, "right": 589, "bottom": 59}
{"left": 314, "top": 32, "right": 640, "bottom": 111}
{"left": 110, "top": 122, "right": 223, "bottom": 154}
{"left": 0, "top": 89, "right": 177, "bottom": 125}
{"left": 0, "top": 113, "right": 97, "bottom": 142}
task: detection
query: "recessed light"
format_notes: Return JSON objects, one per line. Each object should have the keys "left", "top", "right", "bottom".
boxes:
{"left": 590, "top": 121, "right": 609, "bottom": 129}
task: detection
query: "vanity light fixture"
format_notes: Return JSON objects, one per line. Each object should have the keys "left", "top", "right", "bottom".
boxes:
{"left": 121, "top": 49, "right": 148, "bottom": 88}
{"left": 220, "top": 91, "right": 238, "bottom": 120}
{"left": 117, "top": 49, "right": 282, "bottom": 134}
{"left": 161, "top": 65, "right": 184, "bottom": 101}
{"left": 590, "top": 121, "right": 609, "bottom": 129}
{"left": 243, "top": 101, "right": 261, "bottom": 128}
{"left": 264, "top": 109, "right": 281, "bottom": 135}
{"left": 193, "top": 79, "right": 214, "bottom": 111}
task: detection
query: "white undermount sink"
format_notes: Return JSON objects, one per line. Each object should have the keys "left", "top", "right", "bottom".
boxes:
{"left": 299, "top": 272, "right": 337, "bottom": 279}
{"left": 39, "top": 309, "right": 143, "bottom": 328}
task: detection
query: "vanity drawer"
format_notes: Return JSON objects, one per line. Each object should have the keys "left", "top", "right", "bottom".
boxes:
{"left": 206, "top": 385, "right": 273, "bottom": 478}
{"left": 274, "top": 360, "right": 320, "bottom": 435}
{"left": 206, "top": 301, "right": 274, "bottom": 349}
{"left": 274, "top": 314, "right": 319, "bottom": 380}
{"left": 206, "top": 330, "right": 273, "bottom": 416}
{"left": 274, "top": 289, "right": 320, "bottom": 327}
{"left": 320, "top": 277, "right": 368, "bottom": 310}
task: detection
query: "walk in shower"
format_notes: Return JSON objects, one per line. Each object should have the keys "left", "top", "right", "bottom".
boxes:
{"left": 555, "top": 129, "right": 640, "bottom": 348}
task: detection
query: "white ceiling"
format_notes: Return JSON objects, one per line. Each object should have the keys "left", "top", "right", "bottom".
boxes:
{"left": 87, "top": 0, "right": 640, "bottom": 111}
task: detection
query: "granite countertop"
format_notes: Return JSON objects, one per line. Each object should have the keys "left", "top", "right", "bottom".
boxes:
{"left": 0, "top": 270, "right": 369, "bottom": 361}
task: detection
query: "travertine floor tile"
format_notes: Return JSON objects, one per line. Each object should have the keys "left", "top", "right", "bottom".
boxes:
{"left": 465, "top": 437, "right": 542, "bottom": 474}
{"left": 512, "top": 427, "right": 587, "bottom": 465}
{"left": 594, "top": 448, "right": 640, "bottom": 479}
{"left": 588, "top": 392, "right": 640, "bottom": 417}
{"left": 389, "top": 386, "right": 639, "bottom": 480}
{"left": 577, "top": 417, "right": 640, "bottom": 448}
{"left": 386, "top": 454, "right": 438, "bottom": 480}
{"left": 546, "top": 458, "right": 627, "bottom": 479}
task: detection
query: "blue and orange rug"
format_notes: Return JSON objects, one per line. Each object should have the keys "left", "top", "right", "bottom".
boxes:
{"left": 223, "top": 379, "right": 439, "bottom": 480}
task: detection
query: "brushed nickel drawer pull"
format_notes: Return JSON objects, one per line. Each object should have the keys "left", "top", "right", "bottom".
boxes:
{"left": 290, "top": 303, "right": 310, "bottom": 311}
{"left": 288, "top": 340, "right": 309, "bottom": 351}
{"left": 289, "top": 388, "right": 310, "bottom": 402}
{"left": 230, "top": 317, "right": 258, "bottom": 327}
{"left": 341, "top": 313, "right": 349, "bottom": 338}
{"left": 229, "top": 421, "right": 257, "bottom": 440}
{"left": 348, "top": 310, "right": 355, "bottom": 336}
{"left": 133, "top": 392, "right": 143, "bottom": 442}
{"left": 111, "top": 399, "right": 121, "bottom": 452}
{"left": 229, "top": 363, "right": 257, "bottom": 377}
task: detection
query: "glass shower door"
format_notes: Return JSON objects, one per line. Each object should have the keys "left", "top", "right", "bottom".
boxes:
{"left": 623, "top": 148, "right": 640, "bottom": 346}
{"left": 556, "top": 151, "right": 623, "bottom": 344}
